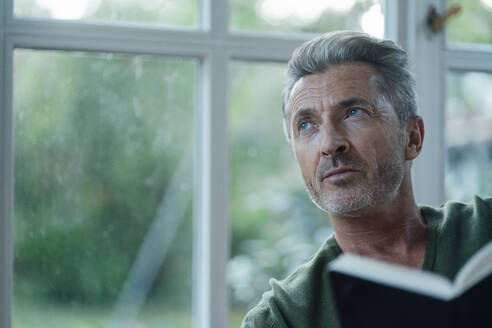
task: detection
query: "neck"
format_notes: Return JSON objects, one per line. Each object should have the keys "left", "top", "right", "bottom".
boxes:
{"left": 329, "top": 174, "right": 427, "bottom": 268}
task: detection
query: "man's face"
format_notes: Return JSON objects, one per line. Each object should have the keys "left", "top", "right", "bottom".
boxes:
{"left": 288, "top": 62, "right": 407, "bottom": 216}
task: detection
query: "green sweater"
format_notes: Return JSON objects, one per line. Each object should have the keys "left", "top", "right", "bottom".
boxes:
{"left": 241, "top": 196, "right": 492, "bottom": 328}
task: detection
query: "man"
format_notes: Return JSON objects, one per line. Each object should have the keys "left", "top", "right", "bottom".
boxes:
{"left": 241, "top": 30, "right": 492, "bottom": 327}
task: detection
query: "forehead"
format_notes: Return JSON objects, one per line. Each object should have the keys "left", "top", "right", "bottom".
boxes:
{"left": 289, "top": 62, "right": 381, "bottom": 114}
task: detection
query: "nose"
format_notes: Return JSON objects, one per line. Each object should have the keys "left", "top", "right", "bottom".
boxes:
{"left": 319, "top": 123, "right": 350, "bottom": 157}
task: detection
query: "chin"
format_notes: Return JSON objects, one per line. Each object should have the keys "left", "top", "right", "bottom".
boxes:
{"left": 310, "top": 188, "right": 376, "bottom": 216}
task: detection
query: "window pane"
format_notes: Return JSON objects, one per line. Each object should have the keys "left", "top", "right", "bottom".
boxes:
{"left": 230, "top": 0, "right": 384, "bottom": 37}
{"left": 14, "top": 50, "right": 196, "bottom": 328}
{"left": 445, "top": 71, "right": 492, "bottom": 202}
{"left": 15, "top": 0, "right": 195, "bottom": 26}
{"left": 447, "top": 0, "right": 492, "bottom": 44}
{"left": 228, "top": 61, "right": 333, "bottom": 326}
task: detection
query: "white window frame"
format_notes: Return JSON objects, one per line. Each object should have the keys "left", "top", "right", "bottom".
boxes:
{"left": 2, "top": 0, "right": 479, "bottom": 327}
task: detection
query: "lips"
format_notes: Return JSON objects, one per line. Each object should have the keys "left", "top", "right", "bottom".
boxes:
{"left": 322, "top": 167, "right": 360, "bottom": 181}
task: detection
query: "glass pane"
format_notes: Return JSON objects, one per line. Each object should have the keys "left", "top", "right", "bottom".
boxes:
{"left": 14, "top": 50, "right": 196, "bottom": 328}
{"left": 230, "top": 0, "right": 384, "bottom": 37}
{"left": 15, "top": 0, "right": 195, "bottom": 26}
{"left": 228, "top": 61, "right": 333, "bottom": 326}
{"left": 447, "top": 0, "right": 492, "bottom": 44}
{"left": 445, "top": 71, "right": 492, "bottom": 202}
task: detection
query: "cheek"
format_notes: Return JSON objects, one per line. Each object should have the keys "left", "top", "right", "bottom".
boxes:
{"left": 349, "top": 127, "right": 386, "bottom": 167}
{"left": 294, "top": 144, "right": 319, "bottom": 181}
{"left": 361, "top": 133, "right": 396, "bottom": 169}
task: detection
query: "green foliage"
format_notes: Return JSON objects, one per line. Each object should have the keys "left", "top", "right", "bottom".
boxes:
{"left": 447, "top": 0, "right": 492, "bottom": 44}
{"left": 14, "top": 51, "right": 196, "bottom": 311}
{"left": 445, "top": 71, "right": 492, "bottom": 202}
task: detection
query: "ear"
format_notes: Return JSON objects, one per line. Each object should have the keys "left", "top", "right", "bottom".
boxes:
{"left": 405, "top": 116, "right": 424, "bottom": 160}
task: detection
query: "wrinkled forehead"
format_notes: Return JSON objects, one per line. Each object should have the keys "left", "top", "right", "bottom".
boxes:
{"left": 288, "top": 62, "right": 382, "bottom": 116}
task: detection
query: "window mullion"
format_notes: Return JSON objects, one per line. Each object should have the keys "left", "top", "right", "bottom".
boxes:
{"left": 446, "top": 47, "right": 492, "bottom": 72}
{"left": 0, "top": 13, "right": 14, "bottom": 328}
{"left": 197, "top": 2, "right": 229, "bottom": 327}
{"left": 195, "top": 47, "right": 229, "bottom": 328}
{"left": 226, "top": 33, "right": 308, "bottom": 61}
{"left": 3, "top": 0, "right": 12, "bottom": 22}
{"left": 205, "top": 0, "right": 228, "bottom": 36}
{"left": 6, "top": 18, "right": 216, "bottom": 57}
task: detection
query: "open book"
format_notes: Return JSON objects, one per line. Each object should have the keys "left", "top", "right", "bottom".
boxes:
{"left": 329, "top": 241, "right": 492, "bottom": 328}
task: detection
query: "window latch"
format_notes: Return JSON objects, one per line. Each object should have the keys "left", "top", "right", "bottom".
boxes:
{"left": 427, "top": 3, "right": 462, "bottom": 33}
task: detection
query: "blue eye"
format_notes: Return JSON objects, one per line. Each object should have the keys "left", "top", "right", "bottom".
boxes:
{"left": 347, "top": 107, "right": 363, "bottom": 117}
{"left": 299, "top": 121, "right": 312, "bottom": 131}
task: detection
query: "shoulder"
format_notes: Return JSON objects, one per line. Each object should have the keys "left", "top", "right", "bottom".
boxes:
{"left": 421, "top": 195, "right": 492, "bottom": 238}
{"left": 241, "top": 236, "right": 342, "bottom": 328}
{"left": 421, "top": 195, "right": 492, "bottom": 277}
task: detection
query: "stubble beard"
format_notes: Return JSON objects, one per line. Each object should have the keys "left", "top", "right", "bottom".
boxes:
{"left": 305, "top": 134, "right": 406, "bottom": 216}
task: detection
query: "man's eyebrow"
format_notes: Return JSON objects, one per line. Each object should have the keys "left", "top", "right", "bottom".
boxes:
{"left": 291, "top": 107, "right": 317, "bottom": 122}
{"left": 333, "top": 97, "right": 374, "bottom": 110}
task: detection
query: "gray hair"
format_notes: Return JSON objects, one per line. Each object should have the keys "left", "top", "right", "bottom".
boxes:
{"left": 282, "top": 30, "right": 417, "bottom": 142}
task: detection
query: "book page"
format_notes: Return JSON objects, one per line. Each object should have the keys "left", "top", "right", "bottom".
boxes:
{"left": 454, "top": 241, "right": 492, "bottom": 295}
